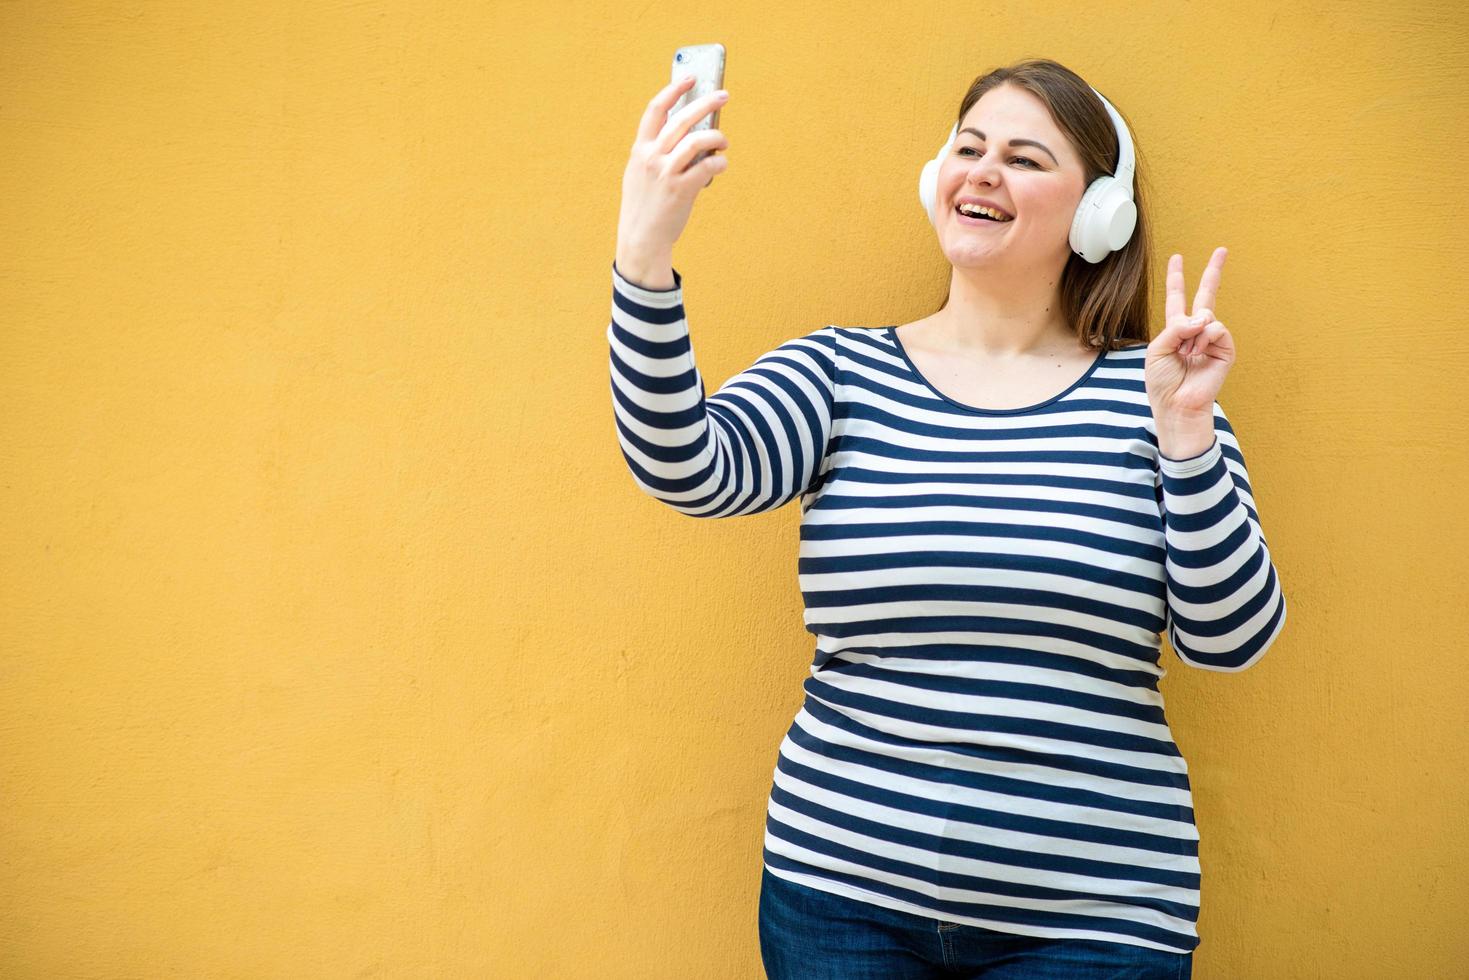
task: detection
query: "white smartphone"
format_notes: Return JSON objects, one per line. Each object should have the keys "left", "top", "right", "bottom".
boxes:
{"left": 670, "top": 43, "right": 726, "bottom": 170}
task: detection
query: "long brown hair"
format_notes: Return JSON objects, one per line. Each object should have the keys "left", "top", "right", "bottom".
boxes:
{"left": 937, "top": 59, "right": 1154, "bottom": 352}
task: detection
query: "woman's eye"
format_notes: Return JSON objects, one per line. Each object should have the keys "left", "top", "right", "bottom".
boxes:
{"left": 957, "top": 147, "right": 1039, "bottom": 168}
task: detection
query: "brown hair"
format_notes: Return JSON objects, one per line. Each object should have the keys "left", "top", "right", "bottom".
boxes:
{"left": 937, "top": 58, "right": 1154, "bottom": 352}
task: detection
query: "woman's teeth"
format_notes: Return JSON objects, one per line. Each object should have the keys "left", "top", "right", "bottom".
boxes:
{"left": 956, "top": 204, "right": 1012, "bottom": 222}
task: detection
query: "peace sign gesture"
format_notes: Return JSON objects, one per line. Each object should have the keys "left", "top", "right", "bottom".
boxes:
{"left": 1145, "top": 247, "right": 1235, "bottom": 420}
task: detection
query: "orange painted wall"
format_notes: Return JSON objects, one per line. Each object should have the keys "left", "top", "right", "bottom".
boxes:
{"left": 3, "top": 2, "right": 1465, "bottom": 976}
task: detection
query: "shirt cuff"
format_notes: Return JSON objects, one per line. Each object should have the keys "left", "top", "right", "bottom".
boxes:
{"left": 612, "top": 259, "right": 683, "bottom": 304}
{"left": 1158, "top": 435, "right": 1222, "bottom": 477}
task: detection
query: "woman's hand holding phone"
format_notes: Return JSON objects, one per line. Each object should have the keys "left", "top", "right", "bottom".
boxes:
{"left": 615, "top": 75, "right": 730, "bottom": 289}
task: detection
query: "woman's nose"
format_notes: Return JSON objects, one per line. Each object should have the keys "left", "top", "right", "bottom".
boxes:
{"left": 964, "top": 158, "right": 1001, "bottom": 184}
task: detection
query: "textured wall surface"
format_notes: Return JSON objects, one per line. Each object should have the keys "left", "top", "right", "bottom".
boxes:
{"left": 3, "top": 1, "right": 1466, "bottom": 977}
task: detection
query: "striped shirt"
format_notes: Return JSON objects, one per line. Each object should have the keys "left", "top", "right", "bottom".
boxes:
{"left": 607, "top": 260, "right": 1288, "bottom": 956}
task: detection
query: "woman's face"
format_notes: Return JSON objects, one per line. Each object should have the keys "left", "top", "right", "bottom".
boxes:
{"left": 937, "top": 84, "right": 1088, "bottom": 271}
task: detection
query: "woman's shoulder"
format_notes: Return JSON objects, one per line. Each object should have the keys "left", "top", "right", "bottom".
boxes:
{"left": 804, "top": 323, "right": 897, "bottom": 344}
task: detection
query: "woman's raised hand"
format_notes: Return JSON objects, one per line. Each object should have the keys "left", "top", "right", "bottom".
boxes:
{"left": 615, "top": 75, "right": 731, "bottom": 262}
{"left": 1145, "top": 247, "right": 1236, "bottom": 418}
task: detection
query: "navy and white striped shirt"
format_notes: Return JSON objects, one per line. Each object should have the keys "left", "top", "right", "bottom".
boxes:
{"left": 608, "top": 260, "right": 1287, "bottom": 956}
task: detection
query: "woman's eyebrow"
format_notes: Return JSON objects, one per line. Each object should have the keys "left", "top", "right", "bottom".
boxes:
{"left": 958, "top": 127, "right": 1058, "bottom": 166}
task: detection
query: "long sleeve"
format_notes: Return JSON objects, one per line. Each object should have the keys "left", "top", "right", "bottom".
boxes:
{"left": 1157, "top": 401, "right": 1288, "bottom": 671}
{"left": 607, "top": 260, "right": 839, "bottom": 519}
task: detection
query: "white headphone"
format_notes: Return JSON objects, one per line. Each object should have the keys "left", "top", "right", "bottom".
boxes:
{"left": 918, "top": 87, "right": 1137, "bottom": 264}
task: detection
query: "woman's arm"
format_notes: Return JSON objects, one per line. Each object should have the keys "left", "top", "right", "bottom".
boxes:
{"left": 1157, "top": 402, "right": 1288, "bottom": 671}
{"left": 607, "top": 260, "right": 839, "bottom": 518}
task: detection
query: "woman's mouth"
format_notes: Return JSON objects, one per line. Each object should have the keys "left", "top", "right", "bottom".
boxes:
{"left": 954, "top": 206, "right": 1013, "bottom": 228}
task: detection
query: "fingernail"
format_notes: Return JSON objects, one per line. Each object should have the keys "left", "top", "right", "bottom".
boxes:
{"left": 715, "top": 89, "right": 728, "bottom": 99}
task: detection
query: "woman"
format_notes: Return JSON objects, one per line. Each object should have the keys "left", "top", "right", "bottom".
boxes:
{"left": 608, "top": 58, "right": 1286, "bottom": 979}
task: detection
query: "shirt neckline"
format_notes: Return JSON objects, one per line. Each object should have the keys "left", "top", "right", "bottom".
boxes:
{"left": 886, "top": 325, "right": 1109, "bottom": 416}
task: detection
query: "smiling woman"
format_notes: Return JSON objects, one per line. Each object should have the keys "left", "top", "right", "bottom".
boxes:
{"left": 607, "top": 53, "right": 1284, "bottom": 980}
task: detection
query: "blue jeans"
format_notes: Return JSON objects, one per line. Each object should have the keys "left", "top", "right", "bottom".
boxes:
{"left": 758, "top": 867, "right": 1193, "bottom": 979}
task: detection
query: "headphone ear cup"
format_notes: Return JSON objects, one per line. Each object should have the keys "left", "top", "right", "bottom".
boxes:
{"left": 919, "top": 158, "right": 939, "bottom": 225}
{"left": 919, "top": 123, "right": 958, "bottom": 227}
{"left": 1070, "top": 175, "right": 1138, "bottom": 263}
{"left": 1069, "top": 176, "right": 1108, "bottom": 263}
{"left": 1107, "top": 195, "right": 1138, "bottom": 250}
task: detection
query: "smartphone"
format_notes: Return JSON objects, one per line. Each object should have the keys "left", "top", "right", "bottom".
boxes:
{"left": 670, "top": 44, "right": 726, "bottom": 170}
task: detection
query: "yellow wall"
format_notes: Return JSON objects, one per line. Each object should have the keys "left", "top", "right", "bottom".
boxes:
{"left": 4, "top": 1, "right": 1465, "bottom": 976}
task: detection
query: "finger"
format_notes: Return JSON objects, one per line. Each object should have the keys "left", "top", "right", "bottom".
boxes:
{"left": 658, "top": 89, "right": 728, "bottom": 153}
{"left": 701, "top": 152, "right": 730, "bottom": 187}
{"left": 695, "top": 151, "right": 728, "bottom": 184}
{"left": 1182, "top": 303, "right": 1218, "bottom": 355}
{"left": 1176, "top": 313, "right": 1211, "bottom": 356}
{"left": 1187, "top": 309, "right": 1215, "bottom": 350}
{"left": 638, "top": 74, "right": 699, "bottom": 143}
{"left": 1164, "top": 316, "right": 1191, "bottom": 357}
{"left": 1166, "top": 254, "right": 1185, "bottom": 323}
{"left": 1183, "top": 325, "right": 1208, "bottom": 356}
{"left": 1203, "top": 321, "right": 1230, "bottom": 355}
{"left": 1192, "top": 321, "right": 1229, "bottom": 356}
{"left": 669, "top": 129, "right": 729, "bottom": 179}
{"left": 1191, "top": 246, "right": 1228, "bottom": 318}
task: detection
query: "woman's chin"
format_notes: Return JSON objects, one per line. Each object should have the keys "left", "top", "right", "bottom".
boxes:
{"left": 944, "top": 243, "right": 1010, "bottom": 265}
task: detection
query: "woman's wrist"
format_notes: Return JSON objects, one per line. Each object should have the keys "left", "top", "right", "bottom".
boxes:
{"left": 614, "top": 247, "right": 676, "bottom": 291}
{"left": 1156, "top": 414, "right": 1216, "bottom": 461}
